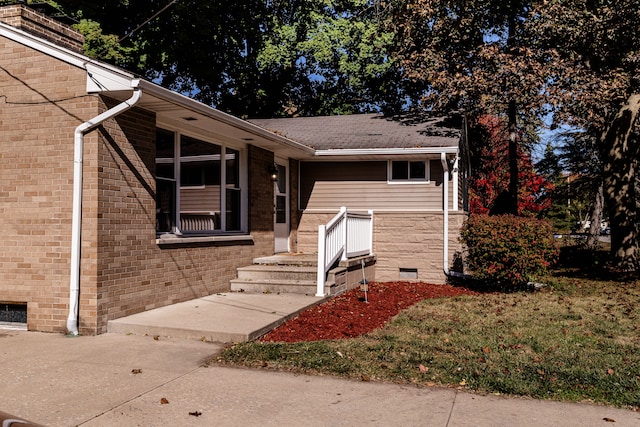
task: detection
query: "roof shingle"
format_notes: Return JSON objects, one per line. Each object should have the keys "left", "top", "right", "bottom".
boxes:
{"left": 249, "top": 113, "right": 461, "bottom": 151}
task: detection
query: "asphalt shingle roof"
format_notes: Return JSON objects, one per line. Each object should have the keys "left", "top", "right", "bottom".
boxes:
{"left": 249, "top": 113, "right": 462, "bottom": 151}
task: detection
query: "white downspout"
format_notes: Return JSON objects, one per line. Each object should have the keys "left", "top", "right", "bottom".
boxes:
{"left": 67, "top": 86, "right": 142, "bottom": 335}
{"left": 441, "top": 153, "right": 465, "bottom": 279}
{"left": 441, "top": 153, "right": 450, "bottom": 276}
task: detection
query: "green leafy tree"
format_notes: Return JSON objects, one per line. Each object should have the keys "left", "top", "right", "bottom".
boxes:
{"left": 524, "top": 0, "right": 640, "bottom": 269}
{"left": 55, "top": 0, "right": 400, "bottom": 117}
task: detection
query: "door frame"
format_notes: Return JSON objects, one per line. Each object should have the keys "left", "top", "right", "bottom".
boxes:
{"left": 274, "top": 158, "right": 290, "bottom": 253}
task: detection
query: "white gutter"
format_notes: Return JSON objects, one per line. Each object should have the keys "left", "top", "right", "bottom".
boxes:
{"left": 67, "top": 85, "right": 142, "bottom": 335}
{"left": 313, "top": 147, "right": 459, "bottom": 158}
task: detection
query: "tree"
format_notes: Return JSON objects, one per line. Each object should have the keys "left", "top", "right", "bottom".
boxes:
{"left": 386, "top": 0, "right": 549, "bottom": 216}
{"left": 524, "top": 0, "right": 640, "bottom": 270}
{"left": 469, "top": 115, "right": 552, "bottom": 217}
{"left": 387, "top": 0, "right": 640, "bottom": 269}
{"left": 54, "top": 0, "right": 400, "bottom": 118}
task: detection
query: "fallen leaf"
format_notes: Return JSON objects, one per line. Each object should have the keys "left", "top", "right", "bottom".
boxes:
{"left": 607, "top": 368, "right": 614, "bottom": 375}
{"left": 361, "top": 374, "right": 371, "bottom": 382}
{"left": 482, "top": 346, "right": 491, "bottom": 354}
{"left": 419, "top": 364, "right": 429, "bottom": 373}
{"left": 189, "top": 411, "right": 202, "bottom": 417}
{"left": 153, "top": 335, "right": 159, "bottom": 341}
{"left": 603, "top": 417, "right": 616, "bottom": 422}
{"left": 160, "top": 397, "right": 169, "bottom": 404}
{"left": 459, "top": 379, "right": 467, "bottom": 386}
{"left": 131, "top": 369, "right": 142, "bottom": 374}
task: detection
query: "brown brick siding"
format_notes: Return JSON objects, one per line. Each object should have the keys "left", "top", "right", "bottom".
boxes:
{"left": 1, "top": 35, "right": 278, "bottom": 334}
{"left": 85, "top": 105, "right": 276, "bottom": 334}
{"left": 0, "top": 35, "right": 90, "bottom": 332}
{"left": 0, "top": 4, "right": 84, "bottom": 53}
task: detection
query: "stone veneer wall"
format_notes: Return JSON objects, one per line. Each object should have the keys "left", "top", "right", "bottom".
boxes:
{"left": 298, "top": 211, "right": 466, "bottom": 284}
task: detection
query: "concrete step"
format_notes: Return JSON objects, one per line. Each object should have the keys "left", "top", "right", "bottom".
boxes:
{"left": 230, "top": 278, "right": 317, "bottom": 295}
{"left": 236, "top": 264, "right": 317, "bottom": 281}
{"left": 253, "top": 253, "right": 318, "bottom": 267}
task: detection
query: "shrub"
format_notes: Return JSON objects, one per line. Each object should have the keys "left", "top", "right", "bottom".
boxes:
{"left": 460, "top": 214, "right": 559, "bottom": 287}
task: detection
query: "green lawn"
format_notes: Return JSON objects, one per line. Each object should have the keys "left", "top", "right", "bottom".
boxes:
{"left": 215, "top": 251, "right": 640, "bottom": 409}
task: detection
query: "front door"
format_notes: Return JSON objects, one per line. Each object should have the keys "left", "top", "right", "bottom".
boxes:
{"left": 274, "top": 160, "right": 289, "bottom": 253}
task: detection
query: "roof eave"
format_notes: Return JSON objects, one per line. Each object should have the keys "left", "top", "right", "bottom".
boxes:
{"left": 310, "top": 147, "right": 460, "bottom": 160}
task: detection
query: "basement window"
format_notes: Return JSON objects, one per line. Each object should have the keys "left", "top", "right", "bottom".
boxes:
{"left": 0, "top": 302, "right": 27, "bottom": 329}
{"left": 399, "top": 268, "right": 418, "bottom": 279}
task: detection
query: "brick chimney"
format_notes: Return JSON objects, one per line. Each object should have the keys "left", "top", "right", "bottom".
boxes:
{"left": 0, "top": 2, "right": 84, "bottom": 53}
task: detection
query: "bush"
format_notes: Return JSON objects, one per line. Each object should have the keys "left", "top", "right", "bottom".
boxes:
{"left": 460, "top": 215, "right": 559, "bottom": 287}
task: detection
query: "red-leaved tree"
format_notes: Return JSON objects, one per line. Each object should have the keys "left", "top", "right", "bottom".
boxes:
{"left": 469, "top": 116, "right": 553, "bottom": 217}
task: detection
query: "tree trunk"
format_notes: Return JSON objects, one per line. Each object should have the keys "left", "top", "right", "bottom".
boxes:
{"left": 600, "top": 93, "right": 640, "bottom": 271}
{"left": 585, "top": 182, "right": 603, "bottom": 249}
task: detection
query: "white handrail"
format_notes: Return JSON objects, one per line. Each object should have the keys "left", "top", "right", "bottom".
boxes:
{"left": 316, "top": 207, "right": 373, "bottom": 296}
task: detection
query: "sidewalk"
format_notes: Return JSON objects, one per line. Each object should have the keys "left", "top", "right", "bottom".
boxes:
{"left": 1, "top": 331, "right": 638, "bottom": 426}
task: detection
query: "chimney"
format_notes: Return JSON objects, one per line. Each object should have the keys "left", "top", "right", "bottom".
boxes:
{"left": 0, "top": 2, "right": 84, "bottom": 53}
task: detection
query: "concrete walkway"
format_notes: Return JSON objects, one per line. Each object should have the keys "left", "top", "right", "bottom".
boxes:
{"left": 1, "top": 331, "right": 638, "bottom": 426}
{"left": 108, "top": 292, "right": 326, "bottom": 343}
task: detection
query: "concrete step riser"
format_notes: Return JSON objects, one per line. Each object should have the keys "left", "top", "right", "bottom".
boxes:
{"left": 230, "top": 280, "right": 317, "bottom": 295}
{"left": 236, "top": 269, "right": 317, "bottom": 282}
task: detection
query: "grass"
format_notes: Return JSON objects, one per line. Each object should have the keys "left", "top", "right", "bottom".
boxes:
{"left": 214, "top": 245, "right": 640, "bottom": 409}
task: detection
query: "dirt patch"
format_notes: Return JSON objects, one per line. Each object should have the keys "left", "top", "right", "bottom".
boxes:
{"left": 260, "top": 281, "right": 477, "bottom": 342}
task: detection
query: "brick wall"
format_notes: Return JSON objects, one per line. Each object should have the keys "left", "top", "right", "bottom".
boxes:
{"left": 85, "top": 104, "right": 277, "bottom": 334}
{"left": 0, "top": 35, "right": 92, "bottom": 332}
{"left": 0, "top": 4, "right": 84, "bottom": 53}
{"left": 0, "top": 34, "right": 278, "bottom": 334}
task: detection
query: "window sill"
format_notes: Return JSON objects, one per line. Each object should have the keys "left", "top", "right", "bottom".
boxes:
{"left": 156, "top": 233, "right": 254, "bottom": 247}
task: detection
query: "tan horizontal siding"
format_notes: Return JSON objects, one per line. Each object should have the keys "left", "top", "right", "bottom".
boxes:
{"left": 303, "top": 181, "right": 442, "bottom": 210}
{"left": 300, "top": 160, "right": 455, "bottom": 211}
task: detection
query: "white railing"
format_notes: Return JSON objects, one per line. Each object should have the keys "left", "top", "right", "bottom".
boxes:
{"left": 316, "top": 207, "right": 373, "bottom": 296}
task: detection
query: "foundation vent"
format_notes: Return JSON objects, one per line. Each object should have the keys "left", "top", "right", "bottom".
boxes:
{"left": 0, "top": 302, "right": 27, "bottom": 329}
{"left": 399, "top": 268, "right": 418, "bottom": 280}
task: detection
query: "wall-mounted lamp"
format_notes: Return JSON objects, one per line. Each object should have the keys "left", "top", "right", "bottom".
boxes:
{"left": 269, "top": 163, "right": 279, "bottom": 182}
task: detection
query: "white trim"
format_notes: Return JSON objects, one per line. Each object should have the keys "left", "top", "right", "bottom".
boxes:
{"left": 387, "top": 159, "right": 430, "bottom": 184}
{"left": 156, "top": 234, "right": 254, "bottom": 246}
{"left": 300, "top": 208, "right": 452, "bottom": 214}
{"left": 314, "top": 147, "right": 459, "bottom": 157}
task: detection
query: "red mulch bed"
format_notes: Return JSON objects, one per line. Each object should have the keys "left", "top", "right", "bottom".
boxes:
{"left": 260, "top": 281, "right": 477, "bottom": 343}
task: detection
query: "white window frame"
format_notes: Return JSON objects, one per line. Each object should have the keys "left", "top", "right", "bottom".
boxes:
{"left": 155, "top": 127, "right": 248, "bottom": 235}
{"left": 387, "top": 159, "right": 430, "bottom": 184}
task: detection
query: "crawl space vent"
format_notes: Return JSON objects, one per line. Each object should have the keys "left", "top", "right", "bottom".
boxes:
{"left": 399, "top": 268, "right": 418, "bottom": 279}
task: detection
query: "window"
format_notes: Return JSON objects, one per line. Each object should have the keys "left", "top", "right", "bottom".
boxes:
{"left": 155, "top": 129, "right": 245, "bottom": 234}
{"left": 389, "top": 160, "right": 428, "bottom": 182}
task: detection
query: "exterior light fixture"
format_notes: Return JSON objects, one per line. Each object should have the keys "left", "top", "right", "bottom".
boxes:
{"left": 269, "top": 163, "right": 279, "bottom": 182}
